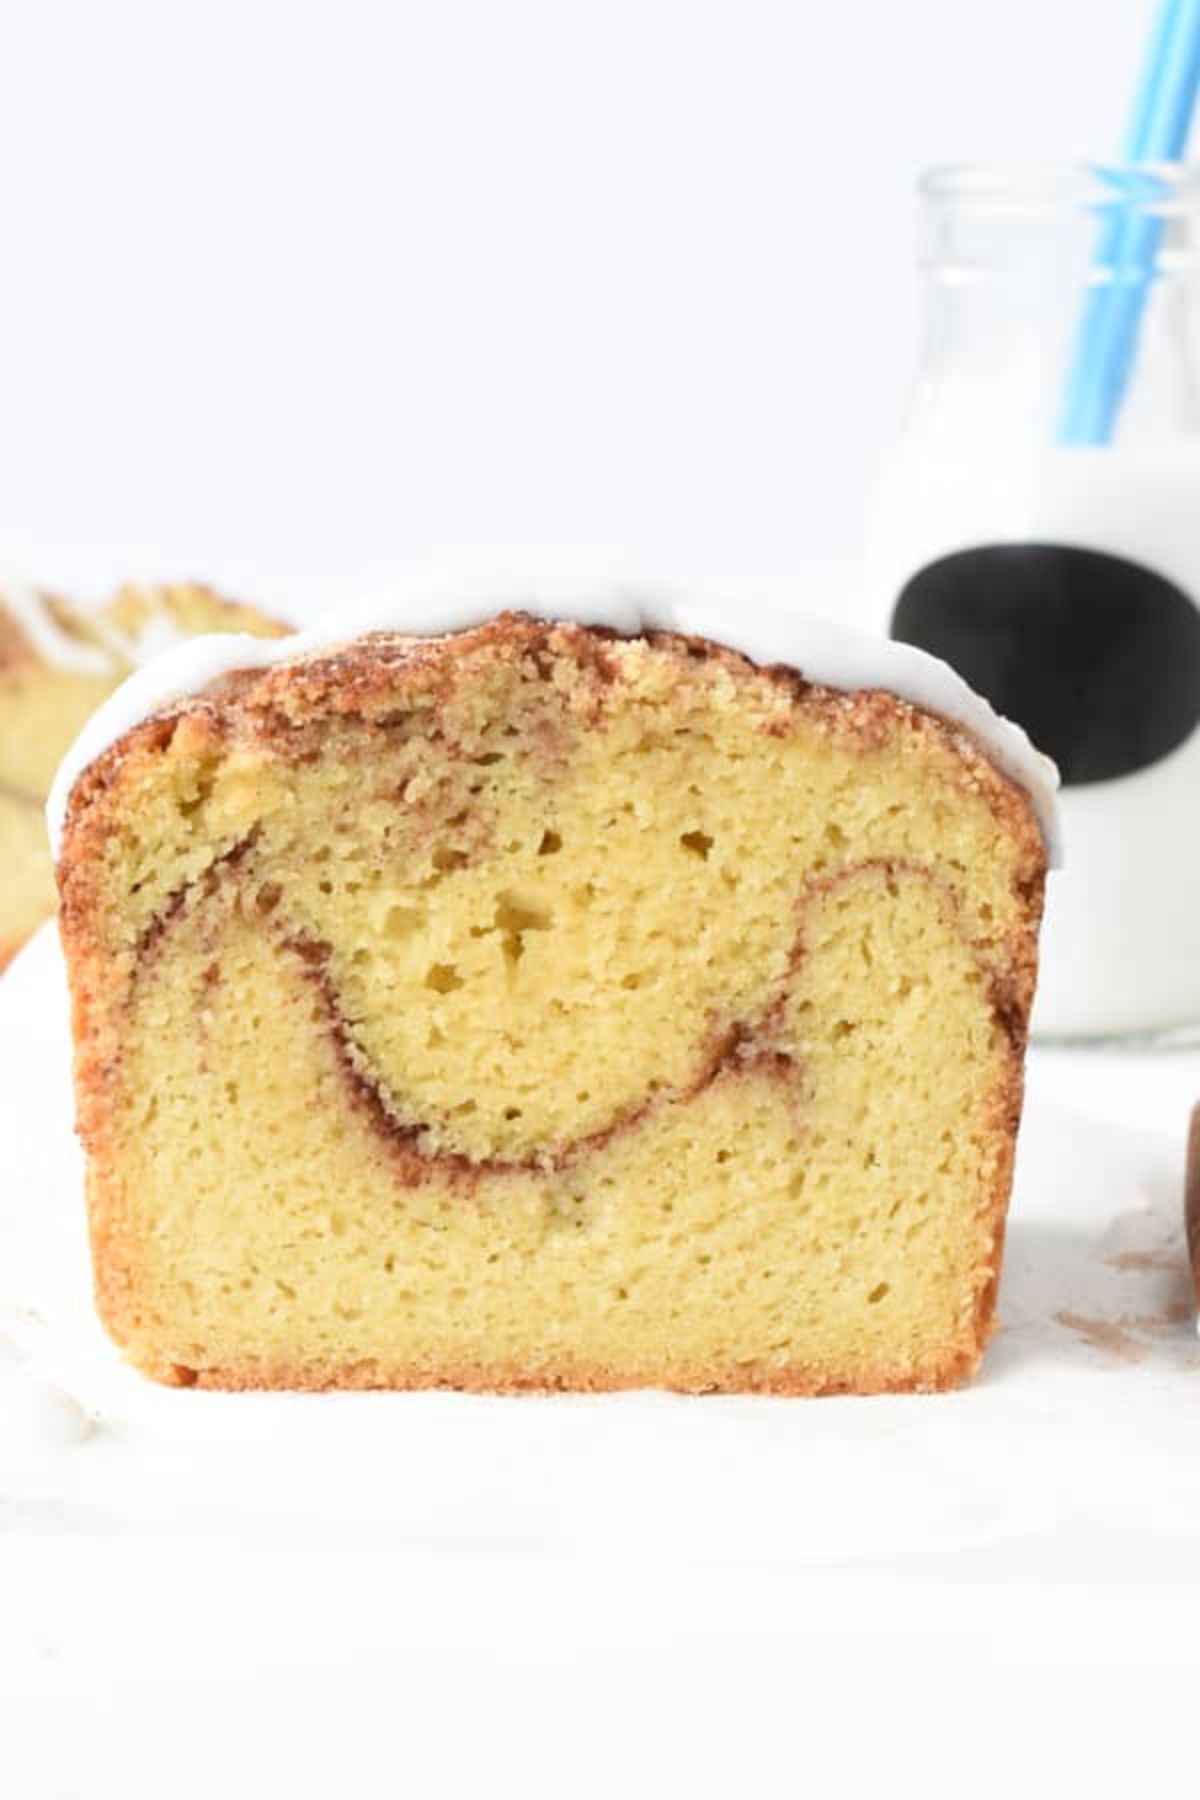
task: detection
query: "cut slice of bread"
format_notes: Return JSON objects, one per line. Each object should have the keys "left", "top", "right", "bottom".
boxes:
{"left": 57, "top": 613, "right": 1046, "bottom": 1393}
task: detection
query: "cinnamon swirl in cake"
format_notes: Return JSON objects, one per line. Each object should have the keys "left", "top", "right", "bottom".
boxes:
{"left": 0, "top": 581, "right": 287, "bottom": 967}
{"left": 53, "top": 592, "right": 1055, "bottom": 1393}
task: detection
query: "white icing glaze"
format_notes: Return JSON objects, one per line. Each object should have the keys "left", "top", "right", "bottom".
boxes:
{"left": 46, "top": 579, "right": 1060, "bottom": 860}
{"left": 2, "top": 575, "right": 199, "bottom": 679}
{"left": 2, "top": 577, "right": 116, "bottom": 677}
{"left": 87, "top": 604, "right": 196, "bottom": 669}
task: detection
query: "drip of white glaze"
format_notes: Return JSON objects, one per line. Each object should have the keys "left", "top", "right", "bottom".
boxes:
{"left": 2, "top": 577, "right": 116, "bottom": 677}
{"left": 86, "top": 605, "right": 195, "bottom": 669}
{"left": 1, "top": 575, "right": 201, "bottom": 681}
{"left": 46, "top": 579, "right": 1060, "bottom": 860}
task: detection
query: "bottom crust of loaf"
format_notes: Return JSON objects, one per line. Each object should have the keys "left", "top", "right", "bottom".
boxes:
{"left": 142, "top": 1349, "right": 984, "bottom": 1395}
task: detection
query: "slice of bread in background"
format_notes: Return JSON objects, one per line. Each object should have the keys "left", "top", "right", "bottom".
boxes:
{"left": 0, "top": 581, "right": 288, "bottom": 968}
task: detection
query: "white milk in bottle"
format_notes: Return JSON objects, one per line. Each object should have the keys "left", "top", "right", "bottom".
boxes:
{"left": 867, "top": 164, "right": 1200, "bottom": 1038}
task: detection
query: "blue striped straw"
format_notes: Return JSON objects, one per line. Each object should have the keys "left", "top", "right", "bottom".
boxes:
{"left": 1058, "top": 0, "right": 1200, "bottom": 446}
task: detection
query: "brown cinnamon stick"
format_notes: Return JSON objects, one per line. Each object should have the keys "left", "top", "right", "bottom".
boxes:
{"left": 1186, "top": 1105, "right": 1200, "bottom": 1301}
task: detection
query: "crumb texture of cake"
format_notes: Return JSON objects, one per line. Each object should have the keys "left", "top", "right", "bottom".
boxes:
{"left": 57, "top": 613, "right": 1047, "bottom": 1394}
{"left": 0, "top": 581, "right": 287, "bottom": 967}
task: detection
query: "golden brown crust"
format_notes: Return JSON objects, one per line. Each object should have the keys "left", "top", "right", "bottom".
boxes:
{"left": 141, "top": 1347, "right": 983, "bottom": 1395}
{"left": 57, "top": 613, "right": 1047, "bottom": 1395}
{"left": 59, "top": 612, "right": 1048, "bottom": 882}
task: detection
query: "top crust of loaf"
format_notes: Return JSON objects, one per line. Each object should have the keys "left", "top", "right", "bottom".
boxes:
{"left": 57, "top": 609, "right": 1046, "bottom": 883}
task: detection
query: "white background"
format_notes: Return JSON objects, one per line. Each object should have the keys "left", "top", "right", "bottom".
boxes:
{"left": 2, "top": 7, "right": 1191, "bottom": 1796}
{"left": 0, "top": 0, "right": 1148, "bottom": 622}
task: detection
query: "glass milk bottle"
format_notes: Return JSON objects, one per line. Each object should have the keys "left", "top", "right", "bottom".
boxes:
{"left": 866, "top": 163, "right": 1200, "bottom": 1039}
